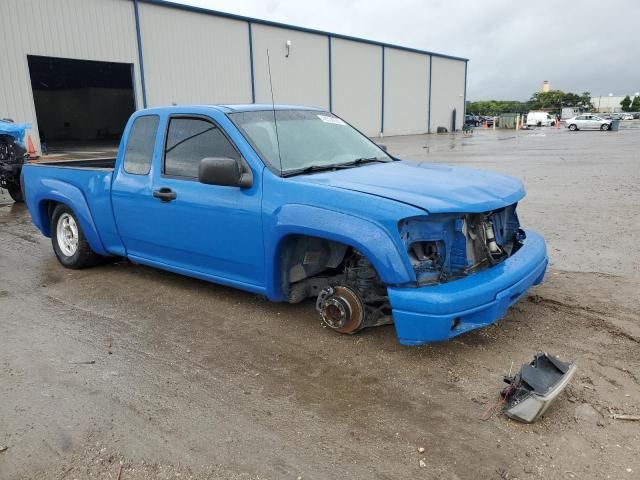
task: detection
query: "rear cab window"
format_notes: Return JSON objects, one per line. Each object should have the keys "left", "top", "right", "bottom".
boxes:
{"left": 164, "top": 117, "right": 240, "bottom": 179}
{"left": 123, "top": 115, "right": 159, "bottom": 175}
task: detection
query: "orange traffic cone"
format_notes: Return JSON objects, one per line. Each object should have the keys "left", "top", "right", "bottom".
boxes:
{"left": 26, "top": 135, "right": 37, "bottom": 158}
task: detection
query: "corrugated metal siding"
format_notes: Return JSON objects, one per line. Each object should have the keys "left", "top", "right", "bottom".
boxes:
{"left": 429, "top": 57, "right": 466, "bottom": 132}
{"left": 138, "top": 2, "right": 252, "bottom": 106}
{"left": 0, "top": 0, "right": 141, "bottom": 150}
{"left": 331, "top": 38, "right": 382, "bottom": 136}
{"left": 383, "top": 49, "right": 429, "bottom": 136}
{"left": 251, "top": 24, "right": 329, "bottom": 109}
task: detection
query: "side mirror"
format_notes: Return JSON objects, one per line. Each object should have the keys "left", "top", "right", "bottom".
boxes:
{"left": 377, "top": 143, "right": 388, "bottom": 152}
{"left": 198, "top": 157, "right": 253, "bottom": 188}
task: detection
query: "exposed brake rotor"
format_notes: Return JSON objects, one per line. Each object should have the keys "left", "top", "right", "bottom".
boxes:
{"left": 316, "top": 285, "right": 364, "bottom": 334}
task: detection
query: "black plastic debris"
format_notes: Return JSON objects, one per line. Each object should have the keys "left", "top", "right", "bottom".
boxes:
{"left": 502, "top": 352, "right": 577, "bottom": 423}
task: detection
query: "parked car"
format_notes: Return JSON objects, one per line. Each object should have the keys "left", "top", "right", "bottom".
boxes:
{"left": 621, "top": 113, "right": 634, "bottom": 120}
{"left": 526, "top": 111, "right": 556, "bottom": 127}
{"left": 481, "top": 115, "right": 498, "bottom": 127}
{"left": 0, "top": 119, "right": 28, "bottom": 202}
{"left": 465, "top": 114, "right": 482, "bottom": 127}
{"left": 22, "top": 105, "right": 548, "bottom": 346}
{"left": 633, "top": 113, "right": 640, "bottom": 119}
{"left": 565, "top": 114, "right": 612, "bottom": 131}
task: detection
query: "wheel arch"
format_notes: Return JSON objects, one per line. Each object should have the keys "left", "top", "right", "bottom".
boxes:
{"left": 33, "top": 182, "right": 108, "bottom": 255}
{"left": 264, "top": 204, "right": 414, "bottom": 301}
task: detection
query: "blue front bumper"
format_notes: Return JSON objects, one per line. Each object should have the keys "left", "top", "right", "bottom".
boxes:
{"left": 388, "top": 229, "right": 548, "bottom": 345}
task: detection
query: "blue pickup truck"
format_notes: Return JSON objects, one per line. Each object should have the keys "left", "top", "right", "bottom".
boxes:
{"left": 22, "top": 105, "right": 548, "bottom": 345}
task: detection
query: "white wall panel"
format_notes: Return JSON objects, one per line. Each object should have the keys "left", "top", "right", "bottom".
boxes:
{"left": 0, "top": 0, "right": 141, "bottom": 151}
{"left": 383, "top": 49, "right": 429, "bottom": 135}
{"left": 331, "top": 39, "right": 382, "bottom": 136}
{"left": 138, "top": 2, "right": 252, "bottom": 106}
{"left": 0, "top": 0, "right": 468, "bottom": 149}
{"left": 251, "top": 24, "right": 329, "bottom": 109}
{"left": 429, "top": 57, "right": 466, "bottom": 132}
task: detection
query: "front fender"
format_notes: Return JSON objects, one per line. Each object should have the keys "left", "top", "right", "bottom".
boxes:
{"left": 264, "top": 204, "right": 413, "bottom": 301}
{"left": 32, "top": 178, "right": 108, "bottom": 255}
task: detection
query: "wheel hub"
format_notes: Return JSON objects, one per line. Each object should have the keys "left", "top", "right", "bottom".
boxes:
{"left": 316, "top": 286, "right": 364, "bottom": 334}
{"left": 56, "top": 213, "right": 79, "bottom": 257}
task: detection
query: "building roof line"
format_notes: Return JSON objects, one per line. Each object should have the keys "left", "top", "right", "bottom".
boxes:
{"left": 138, "top": 0, "right": 469, "bottom": 62}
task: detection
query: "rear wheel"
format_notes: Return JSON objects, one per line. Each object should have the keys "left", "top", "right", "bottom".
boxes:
{"left": 600, "top": 124, "right": 610, "bottom": 131}
{"left": 568, "top": 124, "right": 577, "bottom": 131}
{"left": 51, "top": 204, "right": 101, "bottom": 269}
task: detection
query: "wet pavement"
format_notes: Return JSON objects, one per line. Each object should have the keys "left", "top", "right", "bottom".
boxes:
{"left": 1, "top": 127, "right": 639, "bottom": 479}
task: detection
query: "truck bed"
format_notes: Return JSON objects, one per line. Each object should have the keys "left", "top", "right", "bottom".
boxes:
{"left": 22, "top": 158, "right": 121, "bottom": 256}
{"left": 30, "top": 157, "right": 116, "bottom": 170}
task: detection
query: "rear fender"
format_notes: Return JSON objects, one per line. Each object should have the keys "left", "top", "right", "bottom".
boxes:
{"left": 265, "top": 204, "right": 413, "bottom": 301}
{"left": 33, "top": 178, "right": 108, "bottom": 255}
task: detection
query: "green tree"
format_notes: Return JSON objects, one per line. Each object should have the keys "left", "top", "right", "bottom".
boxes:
{"left": 530, "top": 90, "right": 566, "bottom": 109}
{"left": 631, "top": 95, "right": 640, "bottom": 111}
{"left": 620, "top": 95, "right": 632, "bottom": 112}
{"left": 579, "top": 92, "right": 595, "bottom": 110}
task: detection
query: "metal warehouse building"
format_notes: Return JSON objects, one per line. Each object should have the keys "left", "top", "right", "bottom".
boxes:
{"left": 0, "top": 0, "right": 468, "bottom": 153}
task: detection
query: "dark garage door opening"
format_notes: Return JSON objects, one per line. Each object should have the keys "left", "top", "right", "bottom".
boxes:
{"left": 27, "top": 55, "right": 135, "bottom": 153}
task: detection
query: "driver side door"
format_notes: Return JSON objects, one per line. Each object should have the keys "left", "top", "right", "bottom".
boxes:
{"left": 141, "top": 115, "right": 265, "bottom": 290}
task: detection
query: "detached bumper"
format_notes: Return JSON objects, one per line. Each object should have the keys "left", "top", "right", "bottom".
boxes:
{"left": 388, "top": 229, "right": 548, "bottom": 345}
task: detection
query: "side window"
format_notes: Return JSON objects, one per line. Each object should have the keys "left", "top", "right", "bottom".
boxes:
{"left": 164, "top": 117, "right": 240, "bottom": 178}
{"left": 123, "top": 115, "right": 159, "bottom": 175}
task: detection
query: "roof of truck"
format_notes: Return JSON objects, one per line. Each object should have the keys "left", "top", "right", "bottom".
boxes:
{"left": 139, "top": 104, "right": 324, "bottom": 115}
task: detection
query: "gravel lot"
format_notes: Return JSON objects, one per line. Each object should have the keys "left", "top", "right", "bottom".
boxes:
{"left": 1, "top": 126, "right": 639, "bottom": 479}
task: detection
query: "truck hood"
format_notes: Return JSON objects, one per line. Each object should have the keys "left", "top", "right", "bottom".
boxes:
{"left": 291, "top": 161, "right": 525, "bottom": 213}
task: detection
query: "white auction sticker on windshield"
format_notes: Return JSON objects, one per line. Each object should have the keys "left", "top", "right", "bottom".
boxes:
{"left": 317, "top": 114, "right": 346, "bottom": 125}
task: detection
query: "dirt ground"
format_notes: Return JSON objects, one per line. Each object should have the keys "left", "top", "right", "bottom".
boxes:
{"left": 1, "top": 127, "right": 639, "bottom": 479}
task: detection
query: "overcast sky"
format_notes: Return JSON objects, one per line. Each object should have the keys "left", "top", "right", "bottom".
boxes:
{"left": 174, "top": 0, "right": 638, "bottom": 101}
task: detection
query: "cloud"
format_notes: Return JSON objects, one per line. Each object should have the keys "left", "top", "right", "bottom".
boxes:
{"left": 175, "top": 0, "right": 639, "bottom": 100}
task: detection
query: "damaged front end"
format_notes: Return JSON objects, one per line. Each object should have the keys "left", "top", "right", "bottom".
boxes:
{"left": 282, "top": 203, "right": 534, "bottom": 339}
{"left": 399, "top": 204, "right": 525, "bottom": 285}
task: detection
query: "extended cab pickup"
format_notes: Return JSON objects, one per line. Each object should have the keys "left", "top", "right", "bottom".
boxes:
{"left": 22, "top": 105, "right": 548, "bottom": 345}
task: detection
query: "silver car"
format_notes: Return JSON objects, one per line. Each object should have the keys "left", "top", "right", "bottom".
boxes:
{"left": 566, "top": 114, "right": 612, "bottom": 131}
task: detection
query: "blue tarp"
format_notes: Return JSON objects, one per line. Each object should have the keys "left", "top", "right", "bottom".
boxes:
{"left": 0, "top": 121, "right": 31, "bottom": 147}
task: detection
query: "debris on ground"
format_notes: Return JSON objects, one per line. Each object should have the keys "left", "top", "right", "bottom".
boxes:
{"left": 502, "top": 352, "right": 577, "bottom": 423}
{"left": 0, "top": 445, "right": 8, "bottom": 453}
{"left": 611, "top": 414, "right": 640, "bottom": 421}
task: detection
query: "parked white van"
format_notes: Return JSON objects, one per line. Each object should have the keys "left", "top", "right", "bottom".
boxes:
{"left": 526, "top": 111, "right": 556, "bottom": 127}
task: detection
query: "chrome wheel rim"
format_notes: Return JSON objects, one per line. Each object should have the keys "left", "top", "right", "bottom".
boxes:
{"left": 56, "top": 213, "right": 78, "bottom": 257}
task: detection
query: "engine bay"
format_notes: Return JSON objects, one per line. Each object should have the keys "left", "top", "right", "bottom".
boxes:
{"left": 399, "top": 204, "right": 525, "bottom": 285}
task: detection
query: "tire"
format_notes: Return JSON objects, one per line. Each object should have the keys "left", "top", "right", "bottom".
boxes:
{"left": 600, "top": 124, "right": 610, "bottom": 131}
{"left": 7, "top": 184, "right": 23, "bottom": 203}
{"left": 568, "top": 124, "right": 577, "bottom": 131}
{"left": 51, "top": 204, "right": 101, "bottom": 269}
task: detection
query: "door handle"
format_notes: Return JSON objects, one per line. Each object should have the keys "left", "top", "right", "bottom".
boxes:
{"left": 153, "top": 187, "right": 177, "bottom": 202}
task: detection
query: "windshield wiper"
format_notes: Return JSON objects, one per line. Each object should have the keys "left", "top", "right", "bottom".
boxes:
{"left": 281, "top": 157, "right": 390, "bottom": 177}
{"left": 349, "top": 156, "right": 390, "bottom": 165}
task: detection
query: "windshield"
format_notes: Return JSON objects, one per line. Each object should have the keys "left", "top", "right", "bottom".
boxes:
{"left": 228, "top": 109, "right": 391, "bottom": 175}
